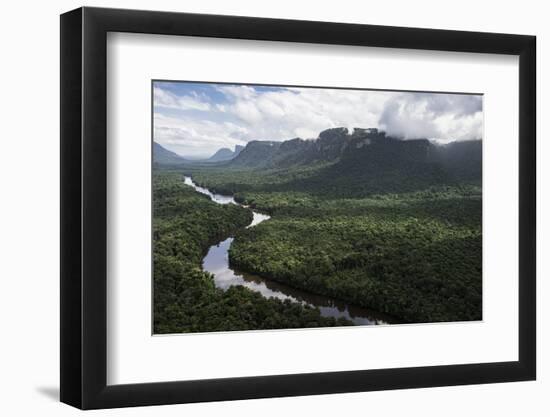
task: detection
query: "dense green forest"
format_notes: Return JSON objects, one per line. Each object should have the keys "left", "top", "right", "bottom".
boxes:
{"left": 154, "top": 127, "right": 482, "bottom": 330}
{"left": 228, "top": 189, "right": 481, "bottom": 323}
{"left": 153, "top": 171, "right": 352, "bottom": 333}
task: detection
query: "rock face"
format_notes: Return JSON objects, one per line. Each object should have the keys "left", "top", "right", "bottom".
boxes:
{"left": 227, "top": 127, "right": 481, "bottom": 195}
{"left": 154, "top": 128, "right": 481, "bottom": 184}
{"left": 153, "top": 142, "right": 187, "bottom": 165}
{"left": 229, "top": 141, "right": 281, "bottom": 167}
{"left": 231, "top": 128, "right": 479, "bottom": 172}
{"left": 230, "top": 127, "right": 432, "bottom": 168}
{"left": 316, "top": 127, "right": 352, "bottom": 161}
{"left": 230, "top": 128, "right": 354, "bottom": 168}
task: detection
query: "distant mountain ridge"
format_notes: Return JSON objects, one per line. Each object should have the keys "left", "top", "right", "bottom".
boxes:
{"left": 153, "top": 142, "right": 187, "bottom": 165}
{"left": 155, "top": 128, "right": 481, "bottom": 195}
{"left": 207, "top": 145, "right": 244, "bottom": 162}
{"left": 227, "top": 127, "right": 481, "bottom": 196}
{"left": 154, "top": 142, "right": 246, "bottom": 165}
{"left": 230, "top": 128, "right": 396, "bottom": 168}
{"left": 230, "top": 127, "right": 480, "bottom": 171}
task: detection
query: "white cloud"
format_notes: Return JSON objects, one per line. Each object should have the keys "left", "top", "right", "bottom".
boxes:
{"left": 153, "top": 113, "right": 246, "bottom": 158}
{"left": 379, "top": 93, "right": 482, "bottom": 141}
{"left": 154, "top": 84, "right": 482, "bottom": 158}
{"left": 215, "top": 86, "right": 393, "bottom": 141}
{"left": 232, "top": 101, "right": 264, "bottom": 124}
{"left": 215, "top": 85, "right": 256, "bottom": 100}
{"left": 153, "top": 87, "right": 211, "bottom": 111}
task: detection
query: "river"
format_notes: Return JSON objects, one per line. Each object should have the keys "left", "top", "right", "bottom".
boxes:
{"left": 183, "top": 175, "right": 395, "bottom": 325}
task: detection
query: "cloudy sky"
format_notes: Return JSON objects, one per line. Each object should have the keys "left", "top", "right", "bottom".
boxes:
{"left": 153, "top": 81, "right": 482, "bottom": 159}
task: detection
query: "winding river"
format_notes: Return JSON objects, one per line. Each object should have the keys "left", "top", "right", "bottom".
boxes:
{"left": 184, "top": 176, "right": 395, "bottom": 325}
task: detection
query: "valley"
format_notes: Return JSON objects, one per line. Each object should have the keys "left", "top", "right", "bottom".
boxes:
{"left": 153, "top": 127, "right": 482, "bottom": 332}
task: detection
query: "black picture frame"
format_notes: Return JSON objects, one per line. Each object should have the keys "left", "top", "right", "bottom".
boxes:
{"left": 60, "top": 6, "right": 536, "bottom": 410}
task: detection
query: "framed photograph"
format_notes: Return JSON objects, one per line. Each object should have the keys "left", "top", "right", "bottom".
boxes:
{"left": 60, "top": 6, "right": 536, "bottom": 409}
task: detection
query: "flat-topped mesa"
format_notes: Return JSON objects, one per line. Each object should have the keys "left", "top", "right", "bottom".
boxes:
{"left": 318, "top": 127, "right": 349, "bottom": 141}
{"left": 350, "top": 127, "right": 387, "bottom": 147}
{"left": 352, "top": 127, "right": 380, "bottom": 136}
{"left": 247, "top": 140, "right": 280, "bottom": 147}
{"left": 341, "top": 127, "right": 435, "bottom": 164}
{"left": 400, "top": 138, "right": 432, "bottom": 160}
{"left": 315, "top": 127, "right": 352, "bottom": 159}
{"left": 278, "top": 137, "right": 309, "bottom": 152}
{"left": 230, "top": 140, "right": 282, "bottom": 167}
{"left": 231, "top": 126, "right": 465, "bottom": 170}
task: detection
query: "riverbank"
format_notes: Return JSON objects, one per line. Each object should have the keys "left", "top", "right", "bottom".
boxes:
{"left": 153, "top": 170, "right": 353, "bottom": 333}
